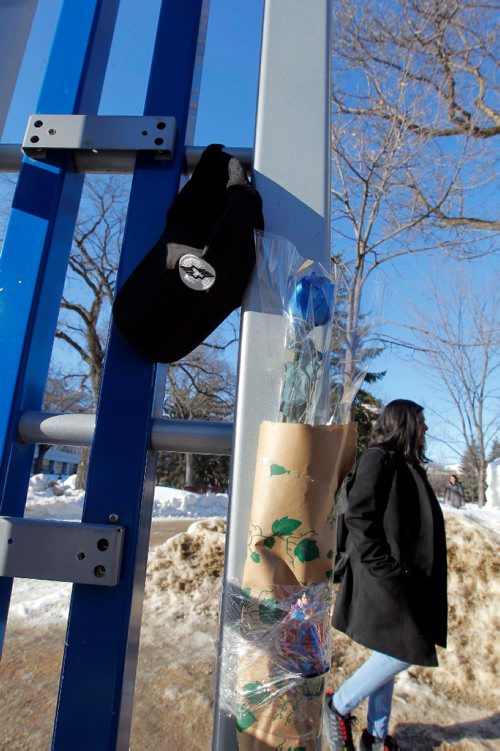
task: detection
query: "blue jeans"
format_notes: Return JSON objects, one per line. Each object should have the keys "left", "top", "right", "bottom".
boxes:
{"left": 332, "top": 651, "right": 411, "bottom": 739}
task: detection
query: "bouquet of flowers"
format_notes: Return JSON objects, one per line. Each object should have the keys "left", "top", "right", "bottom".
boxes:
{"left": 222, "top": 231, "right": 358, "bottom": 751}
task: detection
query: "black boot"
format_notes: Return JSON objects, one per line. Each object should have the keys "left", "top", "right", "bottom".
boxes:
{"left": 359, "top": 728, "right": 400, "bottom": 750}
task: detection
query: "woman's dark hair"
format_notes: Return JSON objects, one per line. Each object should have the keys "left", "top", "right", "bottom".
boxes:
{"left": 369, "top": 399, "right": 424, "bottom": 464}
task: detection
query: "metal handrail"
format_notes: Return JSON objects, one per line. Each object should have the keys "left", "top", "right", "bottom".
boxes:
{"left": 18, "top": 410, "right": 233, "bottom": 455}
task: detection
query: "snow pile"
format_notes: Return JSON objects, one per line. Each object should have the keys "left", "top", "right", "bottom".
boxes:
{"left": 153, "top": 486, "right": 228, "bottom": 519}
{"left": 25, "top": 474, "right": 229, "bottom": 520}
{"left": 142, "top": 518, "right": 226, "bottom": 636}
{"left": 486, "top": 458, "right": 500, "bottom": 508}
{"left": 25, "top": 474, "right": 85, "bottom": 520}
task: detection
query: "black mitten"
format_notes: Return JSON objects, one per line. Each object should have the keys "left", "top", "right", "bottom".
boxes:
{"left": 112, "top": 144, "right": 264, "bottom": 363}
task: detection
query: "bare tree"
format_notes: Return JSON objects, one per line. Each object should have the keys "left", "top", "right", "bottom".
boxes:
{"left": 51, "top": 175, "right": 129, "bottom": 487}
{"left": 330, "top": 0, "right": 498, "bottom": 399}
{"left": 55, "top": 175, "right": 129, "bottom": 399}
{"left": 407, "top": 273, "right": 500, "bottom": 506}
{"left": 161, "top": 343, "right": 236, "bottom": 488}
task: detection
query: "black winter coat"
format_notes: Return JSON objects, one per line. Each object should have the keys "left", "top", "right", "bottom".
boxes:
{"left": 332, "top": 447, "right": 447, "bottom": 667}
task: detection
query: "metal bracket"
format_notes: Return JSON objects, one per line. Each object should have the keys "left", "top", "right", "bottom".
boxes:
{"left": 0, "top": 516, "right": 125, "bottom": 586}
{"left": 22, "top": 114, "right": 176, "bottom": 167}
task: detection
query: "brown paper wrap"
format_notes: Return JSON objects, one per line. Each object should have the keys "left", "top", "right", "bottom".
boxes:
{"left": 235, "top": 421, "right": 357, "bottom": 751}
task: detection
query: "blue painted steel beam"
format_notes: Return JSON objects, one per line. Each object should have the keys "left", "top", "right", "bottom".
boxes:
{"left": 0, "top": 0, "right": 121, "bottom": 653}
{"left": 52, "top": 2, "right": 204, "bottom": 749}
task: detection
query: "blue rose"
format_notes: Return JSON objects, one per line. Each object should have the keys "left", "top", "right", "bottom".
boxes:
{"left": 289, "top": 273, "right": 334, "bottom": 327}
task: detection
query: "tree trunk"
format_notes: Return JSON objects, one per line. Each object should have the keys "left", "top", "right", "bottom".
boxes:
{"left": 75, "top": 446, "right": 91, "bottom": 490}
{"left": 185, "top": 453, "right": 195, "bottom": 488}
{"left": 34, "top": 444, "right": 52, "bottom": 474}
{"left": 478, "top": 459, "right": 486, "bottom": 507}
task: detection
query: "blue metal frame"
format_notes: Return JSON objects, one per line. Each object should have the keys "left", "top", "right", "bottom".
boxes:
{"left": 0, "top": 0, "right": 121, "bottom": 652}
{"left": 52, "top": 2, "right": 203, "bottom": 749}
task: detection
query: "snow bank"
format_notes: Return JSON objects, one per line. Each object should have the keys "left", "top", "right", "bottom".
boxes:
{"left": 25, "top": 474, "right": 228, "bottom": 521}
{"left": 486, "top": 458, "right": 500, "bottom": 509}
{"left": 153, "top": 486, "right": 228, "bottom": 518}
{"left": 142, "top": 518, "right": 226, "bottom": 639}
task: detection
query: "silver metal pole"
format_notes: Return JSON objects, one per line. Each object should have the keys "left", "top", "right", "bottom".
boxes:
{"left": 0, "top": 0, "right": 38, "bottom": 139}
{"left": 212, "top": 1, "right": 332, "bottom": 748}
{"left": 17, "top": 410, "right": 233, "bottom": 454}
{"left": 0, "top": 143, "right": 253, "bottom": 174}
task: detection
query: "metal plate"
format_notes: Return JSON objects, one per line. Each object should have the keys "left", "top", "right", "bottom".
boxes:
{"left": 0, "top": 516, "right": 124, "bottom": 586}
{"left": 22, "top": 114, "right": 176, "bottom": 161}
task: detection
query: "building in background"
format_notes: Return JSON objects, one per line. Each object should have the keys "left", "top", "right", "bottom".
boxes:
{"left": 32, "top": 446, "right": 80, "bottom": 477}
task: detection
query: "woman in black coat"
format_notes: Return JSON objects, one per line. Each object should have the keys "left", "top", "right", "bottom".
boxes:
{"left": 324, "top": 400, "right": 447, "bottom": 751}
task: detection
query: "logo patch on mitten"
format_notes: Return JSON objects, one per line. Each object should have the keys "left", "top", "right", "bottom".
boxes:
{"left": 178, "top": 254, "right": 216, "bottom": 291}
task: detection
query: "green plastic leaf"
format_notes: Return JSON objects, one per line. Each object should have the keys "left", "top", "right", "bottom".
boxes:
{"left": 250, "top": 551, "right": 260, "bottom": 563}
{"left": 263, "top": 536, "right": 275, "bottom": 549}
{"left": 235, "top": 703, "right": 257, "bottom": 732}
{"left": 269, "top": 463, "right": 291, "bottom": 476}
{"left": 293, "top": 538, "right": 320, "bottom": 562}
{"left": 242, "top": 587, "right": 251, "bottom": 599}
{"left": 271, "top": 517, "right": 302, "bottom": 536}
{"left": 243, "top": 681, "right": 271, "bottom": 705}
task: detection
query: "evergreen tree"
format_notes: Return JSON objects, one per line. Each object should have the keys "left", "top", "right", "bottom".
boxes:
{"left": 329, "top": 262, "right": 384, "bottom": 454}
{"left": 351, "top": 385, "right": 383, "bottom": 456}
{"left": 487, "top": 439, "right": 500, "bottom": 462}
{"left": 460, "top": 443, "right": 482, "bottom": 504}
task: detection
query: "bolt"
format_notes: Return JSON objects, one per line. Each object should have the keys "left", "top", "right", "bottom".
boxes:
{"left": 108, "top": 513, "right": 119, "bottom": 523}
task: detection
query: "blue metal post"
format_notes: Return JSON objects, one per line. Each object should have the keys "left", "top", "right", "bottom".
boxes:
{"left": 0, "top": 0, "right": 121, "bottom": 651}
{"left": 51, "top": 2, "right": 204, "bottom": 749}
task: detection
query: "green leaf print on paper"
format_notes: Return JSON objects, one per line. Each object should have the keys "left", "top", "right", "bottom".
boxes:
{"left": 235, "top": 703, "right": 257, "bottom": 732}
{"left": 243, "top": 681, "right": 271, "bottom": 705}
{"left": 269, "top": 463, "right": 291, "bottom": 477}
{"left": 263, "top": 536, "right": 275, "bottom": 549}
{"left": 250, "top": 551, "right": 260, "bottom": 563}
{"left": 293, "top": 538, "right": 320, "bottom": 562}
{"left": 325, "top": 569, "right": 333, "bottom": 579}
{"left": 272, "top": 517, "right": 302, "bottom": 536}
{"left": 242, "top": 587, "right": 251, "bottom": 598}
{"left": 327, "top": 549, "right": 334, "bottom": 559}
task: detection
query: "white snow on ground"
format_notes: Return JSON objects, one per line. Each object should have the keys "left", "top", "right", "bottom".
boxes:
{"left": 153, "top": 484, "right": 228, "bottom": 518}
{"left": 24, "top": 473, "right": 228, "bottom": 521}
{"left": 445, "top": 501, "right": 500, "bottom": 535}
